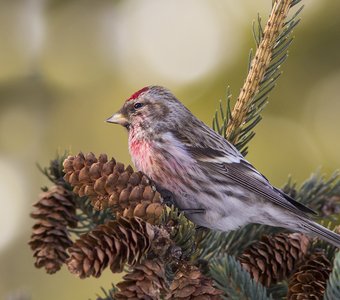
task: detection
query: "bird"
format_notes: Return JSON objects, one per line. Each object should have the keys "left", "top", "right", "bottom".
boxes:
{"left": 106, "top": 85, "right": 340, "bottom": 247}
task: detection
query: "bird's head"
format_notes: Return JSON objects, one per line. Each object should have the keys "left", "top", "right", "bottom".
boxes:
{"left": 106, "top": 86, "right": 187, "bottom": 132}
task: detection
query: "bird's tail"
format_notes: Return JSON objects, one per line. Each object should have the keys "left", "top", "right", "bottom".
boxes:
{"left": 300, "top": 218, "right": 340, "bottom": 248}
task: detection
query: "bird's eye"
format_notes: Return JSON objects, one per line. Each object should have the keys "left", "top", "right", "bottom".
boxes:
{"left": 133, "top": 102, "right": 143, "bottom": 109}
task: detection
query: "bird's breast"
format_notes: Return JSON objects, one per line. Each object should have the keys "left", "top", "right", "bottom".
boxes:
{"left": 128, "top": 132, "right": 201, "bottom": 196}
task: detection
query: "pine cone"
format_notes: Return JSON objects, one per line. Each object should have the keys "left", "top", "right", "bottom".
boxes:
{"left": 114, "top": 258, "right": 169, "bottom": 300}
{"left": 239, "top": 232, "right": 310, "bottom": 287}
{"left": 288, "top": 250, "right": 332, "bottom": 300}
{"left": 168, "top": 264, "right": 223, "bottom": 300}
{"left": 63, "top": 152, "right": 163, "bottom": 224}
{"left": 67, "top": 217, "right": 170, "bottom": 278}
{"left": 321, "top": 194, "right": 340, "bottom": 217}
{"left": 29, "top": 185, "right": 77, "bottom": 274}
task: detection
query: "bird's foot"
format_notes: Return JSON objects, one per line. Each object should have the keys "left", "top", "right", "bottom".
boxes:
{"left": 158, "top": 189, "right": 176, "bottom": 206}
{"left": 181, "top": 208, "right": 206, "bottom": 215}
{"left": 158, "top": 188, "right": 206, "bottom": 214}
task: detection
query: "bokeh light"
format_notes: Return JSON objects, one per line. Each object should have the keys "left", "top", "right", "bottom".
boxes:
{"left": 0, "top": 0, "right": 44, "bottom": 82}
{"left": 0, "top": 158, "right": 26, "bottom": 251}
{"left": 105, "top": 0, "right": 229, "bottom": 85}
{"left": 303, "top": 72, "right": 340, "bottom": 165}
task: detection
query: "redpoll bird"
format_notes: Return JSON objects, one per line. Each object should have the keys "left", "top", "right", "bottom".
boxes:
{"left": 107, "top": 86, "right": 340, "bottom": 247}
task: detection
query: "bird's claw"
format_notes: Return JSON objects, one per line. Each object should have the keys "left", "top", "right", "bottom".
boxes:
{"left": 158, "top": 188, "right": 206, "bottom": 214}
{"left": 181, "top": 208, "right": 206, "bottom": 214}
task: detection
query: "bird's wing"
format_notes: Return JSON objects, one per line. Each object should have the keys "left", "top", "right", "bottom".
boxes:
{"left": 186, "top": 145, "right": 316, "bottom": 217}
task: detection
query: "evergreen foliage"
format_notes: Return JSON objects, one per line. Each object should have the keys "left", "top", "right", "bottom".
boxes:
{"left": 324, "top": 251, "right": 340, "bottom": 300}
{"left": 210, "top": 256, "right": 272, "bottom": 300}
{"left": 213, "top": 1, "right": 304, "bottom": 156}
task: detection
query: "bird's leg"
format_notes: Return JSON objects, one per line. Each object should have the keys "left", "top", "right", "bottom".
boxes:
{"left": 158, "top": 188, "right": 176, "bottom": 206}
{"left": 181, "top": 208, "right": 206, "bottom": 214}
{"left": 158, "top": 188, "right": 206, "bottom": 214}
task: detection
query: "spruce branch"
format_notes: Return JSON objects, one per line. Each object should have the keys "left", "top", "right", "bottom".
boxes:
{"left": 227, "top": 0, "right": 292, "bottom": 140}
{"left": 161, "top": 206, "right": 197, "bottom": 260}
{"left": 266, "top": 281, "right": 288, "bottom": 300}
{"left": 196, "top": 224, "right": 281, "bottom": 259}
{"left": 324, "top": 251, "right": 340, "bottom": 300}
{"left": 210, "top": 255, "right": 272, "bottom": 300}
{"left": 282, "top": 171, "right": 340, "bottom": 217}
{"left": 213, "top": 0, "right": 303, "bottom": 155}
{"left": 95, "top": 284, "right": 117, "bottom": 300}
{"left": 69, "top": 196, "right": 114, "bottom": 235}
{"left": 37, "top": 152, "right": 70, "bottom": 187}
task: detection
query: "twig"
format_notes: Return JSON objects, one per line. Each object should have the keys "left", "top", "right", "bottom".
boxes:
{"left": 226, "top": 0, "right": 292, "bottom": 141}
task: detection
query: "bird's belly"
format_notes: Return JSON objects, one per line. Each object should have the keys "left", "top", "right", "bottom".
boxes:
{"left": 189, "top": 209, "right": 251, "bottom": 232}
{"left": 185, "top": 192, "right": 298, "bottom": 232}
{"left": 175, "top": 191, "right": 255, "bottom": 231}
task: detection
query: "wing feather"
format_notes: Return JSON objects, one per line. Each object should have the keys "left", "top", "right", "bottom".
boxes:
{"left": 186, "top": 145, "right": 316, "bottom": 217}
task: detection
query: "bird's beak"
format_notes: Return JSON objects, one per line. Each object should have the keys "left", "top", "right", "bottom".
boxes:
{"left": 106, "top": 113, "right": 129, "bottom": 126}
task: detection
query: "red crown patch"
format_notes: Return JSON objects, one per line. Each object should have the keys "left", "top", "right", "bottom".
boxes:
{"left": 126, "top": 87, "right": 149, "bottom": 101}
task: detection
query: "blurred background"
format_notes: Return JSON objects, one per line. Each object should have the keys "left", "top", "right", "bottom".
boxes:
{"left": 0, "top": 0, "right": 339, "bottom": 299}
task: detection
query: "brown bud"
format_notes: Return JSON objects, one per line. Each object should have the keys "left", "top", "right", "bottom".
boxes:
{"left": 89, "top": 163, "right": 102, "bottom": 180}
{"left": 114, "top": 162, "right": 125, "bottom": 173}
{"left": 102, "top": 160, "right": 116, "bottom": 176}
{"left": 143, "top": 186, "right": 155, "bottom": 200}
{"left": 84, "top": 185, "right": 96, "bottom": 196}
{"left": 119, "top": 187, "right": 132, "bottom": 207}
{"left": 94, "top": 176, "right": 107, "bottom": 195}
{"left": 63, "top": 157, "right": 74, "bottom": 172}
{"left": 117, "top": 171, "right": 130, "bottom": 186}
{"left": 84, "top": 152, "right": 97, "bottom": 165}
{"left": 128, "top": 172, "right": 141, "bottom": 185}
{"left": 78, "top": 185, "right": 86, "bottom": 197}
{"left": 69, "top": 171, "right": 79, "bottom": 186}
{"left": 109, "top": 192, "right": 119, "bottom": 207}
{"left": 130, "top": 186, "right": 143, "bottom": 201}
{"left": 78, "top": 166, "right": 90, "bottom": 183}
{"left": 133, "top": 202, "right": 148, "bottom": 218}
{"left": 105, "top": 173, "right": 119, "bottom": 194}
{"left": 98, "top": 153, "right": 108, "bottom": 164}
{"left": 72, "top": 153, "right": 85, "bottom": 170}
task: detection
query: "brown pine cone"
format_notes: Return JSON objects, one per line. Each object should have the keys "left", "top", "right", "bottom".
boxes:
{"left": 29, "top": 185, "right": 77, "bottom": 274}
{"left": 321, "top": 194, "right": 340, "bottom": 217}
{"left": 63, "top": 152, "right": 163, "bottom": 224}
{"left": 114, "top": 258, "right": 169, "bottom": 300}
{"left": 239, "top": 232, "right": 310, "bottom": 287}
{"left": 67, "top": 217, "right": 170, "bottom": 278}
{"left": 288, "top": 250, "right": 332, "bottom": 300}
{"left": 168, "top": 264, "right": 223, "bottom": 300}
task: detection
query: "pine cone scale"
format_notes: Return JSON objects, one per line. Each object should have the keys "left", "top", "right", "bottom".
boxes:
{"left": 63, "top": 153, "right": 164, "bottom": 224}
{"left": 114, "top": 258, "right": 169, "bottom": 300}
{"left": 67, "top": 217, "right": 158, "bottom": 278}
{"left": 29, "top": 185, "right": 77, "bottom": 274}
{"left": 239, "top": 232, "right": 310, "bottom": 286}
{"left": 288, "top": 250, "right": 332, "bottom": 300}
